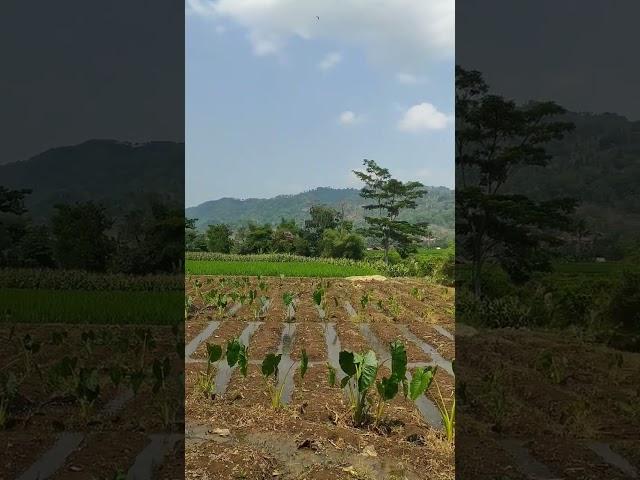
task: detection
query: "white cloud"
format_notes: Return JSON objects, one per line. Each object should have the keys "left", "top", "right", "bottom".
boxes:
{"left": 318, "top": 51, "right": 342, "bottom": 71}
{"left": 338, "top": 110, "right": 363, "bottom": 126}
{"left": 395, "top": 72, "right": 424, "bottom": 85}
{"left": 398, "top": 102, "right": 450, "bottom": 132}
{"left": 188, "top": 0, "right": 454, "bottom": 68}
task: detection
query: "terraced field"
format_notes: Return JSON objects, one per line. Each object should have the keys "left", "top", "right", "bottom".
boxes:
{"left": 185, "top": 276, "right": 455, "bottom": 480}
{"left": 0, "top": 324, "right": 184, "bottom": 479}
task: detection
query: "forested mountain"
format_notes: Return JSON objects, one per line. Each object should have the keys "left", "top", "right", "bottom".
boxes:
{"left": 186, "top": 186, "right": 455, "bottom": 242}
{"left": 507, "top": 112, "right": 640, "bottom": 255}
{"left": 0, "top": 139, "right": 184, "bottom": 221}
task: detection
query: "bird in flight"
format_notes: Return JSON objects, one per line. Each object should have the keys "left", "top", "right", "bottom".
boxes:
{"left": 316, "top": 16, "right": 320, "bottom": 21}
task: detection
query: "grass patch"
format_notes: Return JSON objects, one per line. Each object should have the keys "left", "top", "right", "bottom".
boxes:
{"left": 186, "top": 260, "right": 380, "bottom": 277}
{"left": 0, "top": 289, "right": 182, "bottom": 324}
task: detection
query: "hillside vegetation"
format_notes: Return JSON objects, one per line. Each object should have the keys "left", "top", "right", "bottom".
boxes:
{"left": 186, "top": 186, "right": 454, "bottom": 243}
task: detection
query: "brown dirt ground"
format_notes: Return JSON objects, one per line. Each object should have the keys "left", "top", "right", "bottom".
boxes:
{"left": 185, "top": 276, "right": 456, "bottom": 480}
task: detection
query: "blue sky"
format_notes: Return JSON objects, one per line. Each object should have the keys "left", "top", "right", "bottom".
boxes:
{"left": 186, "top": 0, "right": 454, "bottom": 206}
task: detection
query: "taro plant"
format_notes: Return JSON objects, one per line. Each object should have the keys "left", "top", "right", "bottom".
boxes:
{"left": 283, "top": 292, "right": 296, "bottom": 322}
{"left": 435, "top": 380, "right": 455, "bottom": 442}
{"left": 196, "top": 338, "right": 248, "bottom": 399}
{"left": 261, "top": 349, "right": 308, "bottom": 409}
{"left": 313, "top": 285, "right": 325, "bottom": 314}
{"left": 0, "top": 372, "right": 18, "bottom": 430}
{"left": 76, "top": 367, "right": 100, "bottom": 420}
{"left": 21, "top": 334, "right": 41, "bottom": 375}
{"left": 257, "top": 295, "right": 270, "bottom": 319}
{"left": 196, "top": 343, "right": 222, "bottom": 399}
{"left": 536, "top": 350, "right": 568, "bottom": 385}
{"left": 226, "top": 337, "right": 249, "bottom": 377}
{"left": 410, "top": 287, "right": 425, "bottom": 302}
{"left": 335, "top": 349, "right": 378, "bottom": 426}
{"left": 330, "top": 341, "right": 434, "bottom": 427}
{"left": 386, "top": 296, "right": 403, "bottom": 319}
{"left": 152, "top": 356, "right": 173, "bottom": 427}
{"left": 360, "top": 292, "right": 371, "bottom": 310}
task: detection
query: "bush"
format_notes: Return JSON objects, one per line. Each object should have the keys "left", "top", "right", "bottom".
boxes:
{"left": 320, "top": 229, "right": 365, "bottom": 260}
{"left": 457, "top": 289, "right": 531, "bottom": 328}
{"left": 607, "top": 270, "right": 640, "bottom": 331}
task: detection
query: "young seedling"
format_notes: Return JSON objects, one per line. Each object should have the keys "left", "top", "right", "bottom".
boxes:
{"left": 434, "top": 377, "right": 455, "bottom": 442}
{"left": 258, "top": 296, "right": 270, "bottom": 318}
{"left": 226, "top": 338, "right": 249, "bottom": 377}
{"left": 410, "top": 287, "right": 425, "bottom": 302}
{"left": 336, "top": 349, "right": 378, "bottom": 426}
{"left": 261, "top": 349, "right": 308, "bottom": 409}
{"left": 360, "top": 292, "right": 371, "bottom": 310}
{"left": 152, "top": 356, "right": 173, "bottom": 427}
{"left": 283, "top": 292, "right": 296, "bottom": 322}
{"left": 21, "top": 334, "right": 41, "bottom": 375}
{"left": 329, "top": 341, "right": 434, "bottom": 427}
{"left": 196, "top": 344, "right": 222, "bottom": 399}
{"left": 194, "top": 337, "right": 248, "bottom": 401}
{"left": 313, "top": 286, "right": 329, "bottom": 318}
{"left": 536, "top": 350, "right": 568, "bottom": 385}
{"left": 374, "top": 341, "right": 407, "bottom": 424}
{"left": 386, "top": 296, "right": 402, "bottom": 319}
{"left": 0, "top": 372, "right": 18, "bottom": 430}
{"left": 76, "top": 367, "right": 100, "bottom": 420}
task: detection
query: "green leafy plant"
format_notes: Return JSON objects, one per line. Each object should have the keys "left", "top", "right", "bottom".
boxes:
{"left": 283, "top": 292, "right": 296, "bottom": 321}
{"left": 360, "top": 292, "right": 371, "bottom": 310}
{"left": 152, "top": 357, "right": 173, "bottom": 427}
{"left": 0, "top": 372, "right": 18, "bottom": 430}
{"left": 337, "top": 349, "right": 378, "bottom": 426}
{"left": 258, "top": 295, "right": 270, "bottom": 319}
{"left": 536, "top": 350, "right": 568, "bottom": 385}
{"left": 432, "top": 362, "right": 454, "bottom": 443}
{"left": 76, "top": 367, "right": 100, "bottom": 420}
{"left": 261, "top": 349, "right": 307, "bottom": 409}
{"left": 196, "top": 344, "right": 222, "bottom": 398}
{"left": 329, "top": 341, "right": 434, "bottom": 427}
{"left": 313, "top": 284, "right": 332, "bottom": 319}
{"left": 226, "top": 338, "right": 249, "bottom": 377}
{"left": 374, "top": 341, "right": 407, "bottom": 424}
{"left": 21, "top": 334, "right": 41, "bottom": 374}
{"left": 410, "top": 287, "right": 424, "bottom": 302}
{"left": 483, "top": 367, "right": 506, "bottom": 430}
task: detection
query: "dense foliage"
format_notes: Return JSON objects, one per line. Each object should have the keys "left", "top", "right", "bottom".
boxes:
{"left": 186, "top": 187, "right": 454, "bottom": 246}
{"left": 0, "top": 188, "right": 184, "bottom": 274}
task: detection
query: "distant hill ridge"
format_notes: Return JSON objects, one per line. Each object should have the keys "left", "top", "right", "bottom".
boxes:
{"left": 186, "top": 186, "right": 455, "bottom": 240}
{"left": 0, "top": 139, "right": 184, "bottom": 220}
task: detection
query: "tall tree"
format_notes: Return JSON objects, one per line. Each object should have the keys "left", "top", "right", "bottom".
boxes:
{"left": 456, "top": 66, "right": 577, "bottom": 295}
{"left": 303, "top": 205, "right": 343, "bottom": 256}
{"left": 353, "top": 160, "right": 428, "bottom": 264}
{"left": 206, "top": 223, "right": 233, "bottom": 253}
{"left": 51, "top": 202, "right": 114, "bottom": 271}
{"left": 0, "top": 186, "right": 30, "bottom": 215}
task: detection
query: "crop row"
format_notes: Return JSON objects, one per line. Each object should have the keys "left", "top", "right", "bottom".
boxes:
{"left": 185, "top": 316, "right": 455, "bottom": 441}
{"left": 0, "top": 268, "right": 183, "bottom": 291}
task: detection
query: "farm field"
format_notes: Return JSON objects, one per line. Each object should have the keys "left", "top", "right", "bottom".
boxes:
{"left": 0, "top": 323, "right": 184, "bottom": 479}
{"left": 0, "top": 268, "right": 185, "bottom": 477}
{"left": 184, "top": 275, "right": 456, "bottom": 479}
{"left": 186, "top": 260, "right": 380, "bottom": 277}
{"left": 457, "top": 326, "right": 640, "bottom": 479}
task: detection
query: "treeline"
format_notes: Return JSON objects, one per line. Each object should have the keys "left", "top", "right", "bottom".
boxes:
{"left": 0, "top": 186, "right": 183, "bottom": 274}
{"left": 186, "top": 205, "right": 367, "bottom": 260}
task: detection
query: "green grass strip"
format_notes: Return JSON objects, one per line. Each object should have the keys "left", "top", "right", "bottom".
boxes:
{"left": 0, "top": 289, "right": 182, "bottom": 324}
{"left": 185, "top": 260, "right": 379, "bottom": 277}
